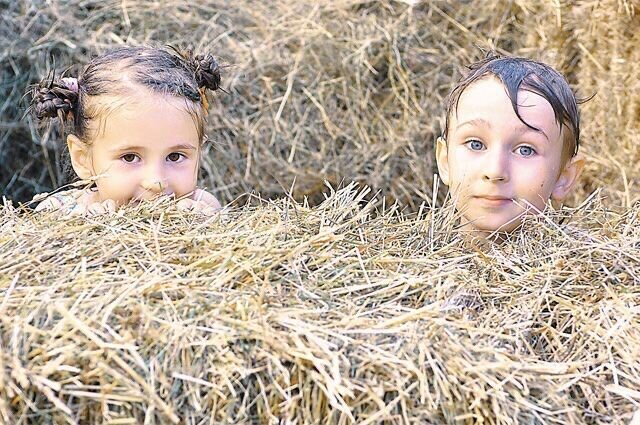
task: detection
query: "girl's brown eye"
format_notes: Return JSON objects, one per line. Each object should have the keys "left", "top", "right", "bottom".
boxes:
{"left": 167, "top": 152, "right": 183, "bottom": 162}
{"left": 122, "top": 154, "right": 138, "bottom": 163}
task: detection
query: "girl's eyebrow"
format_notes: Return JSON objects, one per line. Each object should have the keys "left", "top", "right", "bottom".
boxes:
{"left": 170, "top": 144, "right": 197, "bottom": 151}
{"left": 110, "top": 144, "right": 197, "bottom": 152}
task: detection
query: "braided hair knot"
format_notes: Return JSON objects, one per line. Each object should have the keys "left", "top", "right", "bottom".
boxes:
{"left": 31, "top": 79, "right": 79, "bottom": 120}
{"left": 192, "top": 53, "right": 221, "bottom": 92}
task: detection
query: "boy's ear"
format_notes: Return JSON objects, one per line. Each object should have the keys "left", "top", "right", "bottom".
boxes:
{"left": 551, "top": 154, "right": 585, "bottom": 202}
{"left": 435, "top": 136, "right": 450, "bottom": 185}
{"left": 67, "top": 134, "right": 93, "bottom": 180}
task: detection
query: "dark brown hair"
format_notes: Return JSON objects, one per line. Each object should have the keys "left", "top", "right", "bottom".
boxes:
{"left": 29, "top": 45, "right": 222, "bottom": 143}
{"left": 443, "top": 53, "right": 585, "bottom": 159}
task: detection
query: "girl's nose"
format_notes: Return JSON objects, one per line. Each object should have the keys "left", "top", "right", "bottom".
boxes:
{"left": 142, "top": 180, "right": 167, "bottom": 192}
{"left": 141, "top": 168, "right": 168, "bottom": 193}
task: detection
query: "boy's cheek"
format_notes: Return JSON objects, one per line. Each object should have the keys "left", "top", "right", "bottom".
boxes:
{"left": 448, "top": 171, "right": 473, "bottom": 197}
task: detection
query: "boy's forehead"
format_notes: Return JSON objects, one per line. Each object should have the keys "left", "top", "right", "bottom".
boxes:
{"left": 452, "top": 77, "right": 562, "bottom": 140}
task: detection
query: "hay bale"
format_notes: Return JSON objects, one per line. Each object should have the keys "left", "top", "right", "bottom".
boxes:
{"left": 1, "top": 186, "right": 639, "bottom": 423}
{"left": 522, "top": 0, "right": 640, "bottom": 208}
{"left": 3, "top": 1, "right": 636, "bottom": 208}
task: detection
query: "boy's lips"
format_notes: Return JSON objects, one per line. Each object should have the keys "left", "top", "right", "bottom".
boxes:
{"left": 473, "top": 195, "right": 513, "bottom": 207}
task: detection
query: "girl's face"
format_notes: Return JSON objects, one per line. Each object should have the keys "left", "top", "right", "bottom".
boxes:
{"left": 69, "top": 94, "right": 201, "bottom": 206}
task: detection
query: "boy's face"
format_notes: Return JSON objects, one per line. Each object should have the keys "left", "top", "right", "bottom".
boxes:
{"left": 68, "top": 93, "right": 200, "bottom": 206}
{"left": 436, "top": 76, "right": 583, "bottom": 235}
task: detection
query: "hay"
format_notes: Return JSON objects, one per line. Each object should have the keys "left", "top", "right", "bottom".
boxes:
{"left": 1, "top": 185, "right": 639, "bottom": 423}
{"left": 522, "top": 0, "right": 640, "bottom": 208}
{"left": 1, "top": 1, "right": 639, "bottom": 421}
{"left": 2, "top": 0, "right": 638, "bottom": 208}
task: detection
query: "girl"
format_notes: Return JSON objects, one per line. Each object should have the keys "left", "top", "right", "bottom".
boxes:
{"left": 29, "top": 45, "right": 222, "bottom": 216}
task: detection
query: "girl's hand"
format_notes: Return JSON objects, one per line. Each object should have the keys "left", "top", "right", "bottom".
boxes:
{"left": 63, "top": 191, "right": 114, "bottom": 217}
{"left": 176, "top": 188, "right": 221, "bottom": 216}
{"left": 34, "top": 195, "right": 65, "bottom": 212}
{"left": 83, "top": 199, "right": 117, "bottom": 216}
{"left": 34, "top": 189, "right": 111, "bottom": 216}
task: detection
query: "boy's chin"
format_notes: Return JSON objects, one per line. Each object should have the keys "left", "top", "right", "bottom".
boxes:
{"left": 460, "top": 213, "right": 524, "bottom": 236}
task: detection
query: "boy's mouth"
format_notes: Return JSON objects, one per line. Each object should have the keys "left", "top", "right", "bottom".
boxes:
{"left": 474, "top": 195, "right": 513, "bottom": 207}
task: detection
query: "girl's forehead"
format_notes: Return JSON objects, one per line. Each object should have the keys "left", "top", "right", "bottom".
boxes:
{"left": 86, "top": 91, "right": 203, "bottom": 140}
{"left": 87, "top": 95, "right": 200, "bottom": 145}
{"left": 90, "top": 88, "right": 190, "bottom": 110}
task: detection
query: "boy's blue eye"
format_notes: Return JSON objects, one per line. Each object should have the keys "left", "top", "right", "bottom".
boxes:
{"left": 517, "top": 146, "right": 536, "bottom": 157}
{"left": 167, "top": 152, "right": 184, "bottom": 162}
{"left": 466, "top": 140, "right": 485, "bottom": 151}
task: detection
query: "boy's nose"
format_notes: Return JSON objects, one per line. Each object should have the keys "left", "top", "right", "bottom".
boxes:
{"left": 482, "top": 150, "right": 509, "bottom": 182}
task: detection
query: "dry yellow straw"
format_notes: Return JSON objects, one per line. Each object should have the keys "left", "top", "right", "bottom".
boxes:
{"left": 1, "top": 184, "right": 639, "bottom": 423}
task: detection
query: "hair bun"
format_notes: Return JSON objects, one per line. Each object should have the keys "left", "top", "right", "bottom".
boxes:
{"left": 30, "top": 78, "right": 79, "bottom": 120}
{"left": 192, "top": 53, "right": 221, "bottom": 92}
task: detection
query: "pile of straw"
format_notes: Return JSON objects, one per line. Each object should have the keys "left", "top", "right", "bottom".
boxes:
{"left": 2, "top": 0, "right": 638, "bottom": 208}
{"left": 1, "top": 185, "right": 639, "bottom": 423}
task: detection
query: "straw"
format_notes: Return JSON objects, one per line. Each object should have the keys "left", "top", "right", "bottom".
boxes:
{"left": 1, "top": 184, "right": 638, "bottom": 423}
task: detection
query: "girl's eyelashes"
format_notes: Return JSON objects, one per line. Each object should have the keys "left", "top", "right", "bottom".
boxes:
{"left": 119, "top": 152, "right": 188, "bottom": 163}
{"left": 516, "top": 145, "right": 536, "bottom": 157}
{"left": 464, "top": 139, "right": 485, "bottom": 151}
{"left": 166, "top": 152, "right": 186, "bottom": 162}
{"left": 121, "top": 153, "right": 140, "bottom": 163}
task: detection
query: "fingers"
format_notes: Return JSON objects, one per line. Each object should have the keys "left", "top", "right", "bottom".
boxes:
{"left": 72, "top": 199, "right": 118, "bottom": 217}
{"left": 200, "top": 204, "right": 220, "bottom": 216}
{"left": 103, "top": 199, "right": 117, "bottom": 214}
{"left": 40, "top": 195, "right": 217, "bottom": 217}
{"left": 191, "top": 188, "right": 222, "bottom": 210}
{"left": 177, "top": 198, "right": 197, "bottom": 211}
{"left": 68, "top": 202, "right": 87, "bottom": 217}
{"left": 177, "top": 197, "right": 220, "bottom": 216}
{"left": 87, "top": 202, "right": 106, "bottom": 216}
{"left": 35, "top": 196, "right": 64, "bottom": 212}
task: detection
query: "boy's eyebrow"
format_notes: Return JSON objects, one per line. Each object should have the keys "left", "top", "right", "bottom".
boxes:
{"left": 456, "top": 118, "right": 550, "bottom": 142}
{"left": 514, "top": 125, "right": 550, "bottom": 142}
{"left": 456, "top": 118, "right": 492, "bottom": 130}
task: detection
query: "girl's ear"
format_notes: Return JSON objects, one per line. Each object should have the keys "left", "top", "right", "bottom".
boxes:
{"left": 551, "top": 154, "right": 585, "bottom": 202}
{"left": 67, "top": 134, "right": 93, "bottom": 180}
{"left": 435, "top": 137, "right": 450, "bottom": 185}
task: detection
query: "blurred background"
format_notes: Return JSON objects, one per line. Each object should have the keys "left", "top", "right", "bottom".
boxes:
{"left": 1, "top": 0, "right": 638, "bottom": 209}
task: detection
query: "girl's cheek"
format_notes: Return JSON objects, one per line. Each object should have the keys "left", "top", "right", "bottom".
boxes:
{"left": 110, "top": 160, "right": 133, "bottom": 173}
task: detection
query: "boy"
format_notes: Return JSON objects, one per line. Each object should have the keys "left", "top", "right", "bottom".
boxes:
{"left": 435, "top": 54, "right": 585, "bottom": 237}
